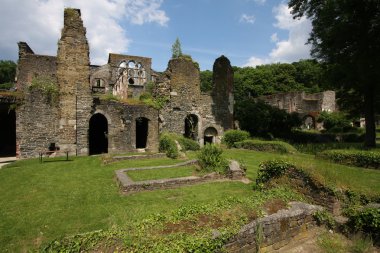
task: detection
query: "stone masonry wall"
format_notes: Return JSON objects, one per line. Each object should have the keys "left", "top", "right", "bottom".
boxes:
{"left": 224, "top": 202, "right": 322, "bottom": 252}
{"left": 16, "top": 42, "right": 57, "bottom": 92}
{"left": 57, "top": 8, "right": 92, "bottom": 155}
{"left": 159, "top": 58, "right": 202, "bottom": 135}
{"left": 158, "top": 57, "right": 232, "bottom": 145}
{"left": 16, "top": 42, "right": 58, "bottom": 158}
{"left": 93, "top": 100, "right": 159, "bottom": 153}
{"left": 257, "top": 90, "right": 336, "bottom": 116}
{"left": 16, "top": 90, "right": 59, "bottom": 158}
{"left": 211, "top": 55, "right": 234, "bottom": 130}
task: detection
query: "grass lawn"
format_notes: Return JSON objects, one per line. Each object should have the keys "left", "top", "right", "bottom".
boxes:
{"left": 126, "top": 165, "right": 200, "bottom": 181}
{"left": 0, "top": 150, "right": 379, "bottom": 251}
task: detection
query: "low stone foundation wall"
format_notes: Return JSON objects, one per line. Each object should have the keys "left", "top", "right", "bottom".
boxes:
{"left": 115, "top": 159, "right": 247, "bottom": 194}
{"left": 224, "top": 202, "right": 323, "bottom": 252}
{"left": 111, "top": 153, "right": 166, "bottom": 163}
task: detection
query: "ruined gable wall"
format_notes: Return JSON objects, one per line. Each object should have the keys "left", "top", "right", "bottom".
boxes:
{"left": 109, "top": 54, "right": 152, "bottom": 99}
{"left": 57, "top": 8, "right": 92, "bottom": 155}
{"left": 158, "top": 58, "right": 201, "bottom": 135}
{"left": 15, "top": 43, "right": 59, "bottom": 158}
{"left": 92, "top": 100, "right": 159, "bottom": 153}
{"left": 257, "top": 90, "right": 336, "bottom": 115}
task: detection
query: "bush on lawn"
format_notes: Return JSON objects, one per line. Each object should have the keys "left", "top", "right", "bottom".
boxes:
{"left": 318, "top": 150, "right": 380, "bottom": 169}
{"left": 197, "top": 144, "right": 228, "bottom": 173}
{"left": 222, "top": 130, "right": 250, "bottom": 148}
{"left": 233, "top": 139, "right": 297, "bottom": 154}
{"left": 159, "top": 133, "right": 179, "bottom": 159}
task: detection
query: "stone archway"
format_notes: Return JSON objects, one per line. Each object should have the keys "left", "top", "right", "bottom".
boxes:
{"left": 303, "top": 115, "right": 315, "bottom": 129}
{"left": 136, "top": 117, "right": 149, "bottom": 149}
{"left": 204, "top": 127, "right": 218, "bottom": 145}
{"left": 184, "top": 114, "right": 199, "bottom": 140}
{"left": 0, "top": 105, "right": 16, "bottom": 157}
{"left": 89, "top": 113, "right": 108, "bottom": 155}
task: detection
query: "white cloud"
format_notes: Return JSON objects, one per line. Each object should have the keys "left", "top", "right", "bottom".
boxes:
{"left": 0, "top": 0, "right": 169, "bottom": 65}
{"left": 253, "top": 0, "right": 266, "bottom": 5}
{"left": 270, "top": 33, "right": 279, "bottom": 43}
{"left": 244, "top": 56, "right": 270, "bottom": 67}
{"left": 244, "top": 3, "right": 311, "bottom": 67}
{"left": 240, "top": 14, "right": 256, "bottom": 24}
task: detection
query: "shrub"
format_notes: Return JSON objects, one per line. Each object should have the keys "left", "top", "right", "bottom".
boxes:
{"left": 233, "top": 139, "right": 297, "bottom": 154}
{"left": 159, "top": 133, "right": 178, "bottom": 159}
{"left": 177, "top": 136, "right": 200, "bottom": 151}
{"left": 313, "top": 210, "right": 336, "bottom": 229}
{"left": 346, "top": 207, "right": 380, "bottom": 241}
{"left": 222, "top": 130, "right": 250, "bottom": 148}
{"left": 317, "top": 111, "right": 351, "bottom": 132}
{"left": 256, "top": 160, "right": 295, "bottom": 186}
{"left": 318, "top": 150, "right": 380, "bottom": 169}
{"left": 197, "top": 144, "right": 228, "bottom": 173}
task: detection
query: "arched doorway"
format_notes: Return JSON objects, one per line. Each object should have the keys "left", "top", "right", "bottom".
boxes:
{"left": 89, "top": 113, "right": 108, "bottom": 155}
{"left": 136, "top": 117, "right": 149, "bottom": 149}
{"left": 204, "top": 127, "right": 218, "bottom": 145}
{"left": 303, "top": 115, "right": 315, "bottom": 129}
{"left": 184, "top": 114, "right": 198, "bottom": 140}
{"left": 0, "top": 106, "right": 16, "bottom": 157}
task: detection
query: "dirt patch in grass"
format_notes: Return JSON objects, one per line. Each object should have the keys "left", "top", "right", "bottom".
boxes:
{"left": 263, "top": 198, "right": 287, "bottom": 215}
{"left": 163, "top": 214, "right": 224, "bottom": 234}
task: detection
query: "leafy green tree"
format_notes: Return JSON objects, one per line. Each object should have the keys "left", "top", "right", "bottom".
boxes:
{"left": 0, "top": 60, "right": 17, "bottom": 89}
{"left": 200, "top": 70, "right": 213, "bottom": 92}
{"left": 235, "top": 100, "right": 301, "bottom": 138}
{"left": 289, "top": 0, "right": 380, "bottom": 147}
{"left": 171, "top": 37, "right": 182, "bottom": 58}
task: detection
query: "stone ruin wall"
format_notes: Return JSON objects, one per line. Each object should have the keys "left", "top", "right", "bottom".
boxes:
{"left": 57, "top": 8, "right": 92, "bottom": 155}
{"left": 211, "top": 56, "right": 234, "bottom": 130}
{"left": 157, "top": 56, "right": 234, "bottom": 145}
{"left": 257, "top": 90, "right": 336, "bottom": 117}
{"left": 16, "top": 42, "right": 59, "bottom": 158}
{"left": 92, "top": 100, "right": 159, "bottom": 153}
{"left": 108, "top": 54, "right": 153, "bottom": 99}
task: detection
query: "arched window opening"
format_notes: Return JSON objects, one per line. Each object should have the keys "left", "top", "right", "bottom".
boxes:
{"left": 184, "top": 114, "right": 198, "bottom": 140}
{"left": 89, "top": 113, "right": 108, "bottom": 155}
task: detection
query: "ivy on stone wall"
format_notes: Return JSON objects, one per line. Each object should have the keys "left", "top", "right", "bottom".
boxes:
{"left": 29, "top": 76, "right": 58, "bottom": 105}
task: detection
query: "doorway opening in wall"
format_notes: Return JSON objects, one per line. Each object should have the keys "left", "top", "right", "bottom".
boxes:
{"left": 184, "top": 114, "right": 198, "bottom": 140}
{"left": 303, "top": 115, "right": 315, "bottom": 130}
{"left": 136, "top": 117, "right": 148, "bottom": 149}
{"left": 89, "top": 113, "right": 108, "bottom": 155}
{"left": 204, "top": 127, "right": 218, "bottom": 145}
{"left": 0, "top": 105, "right": 16, "bottom": 157}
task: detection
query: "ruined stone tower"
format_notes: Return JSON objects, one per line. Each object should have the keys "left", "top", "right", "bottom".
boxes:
{"left": 212, "top": 55, "right": 234, "bottom": 130}
{"left": 157, "top": 56, "right": 234, "bottom": 145}
{"left": 57, "top": 9, "right": 92, "bottom": 155}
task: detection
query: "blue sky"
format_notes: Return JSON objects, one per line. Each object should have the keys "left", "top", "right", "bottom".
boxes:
{"left": 0, "top": 0, "right": 312, "bottom": 71}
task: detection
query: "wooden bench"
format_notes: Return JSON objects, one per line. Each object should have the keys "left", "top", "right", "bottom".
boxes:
{"left": 39, "top": 150, "right": 69, "bottom": 163}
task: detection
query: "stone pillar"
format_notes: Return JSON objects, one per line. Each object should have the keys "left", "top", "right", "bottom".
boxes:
{"left": 57, "top": 8, "right": 91, "bottom": 155}
{"left": 212, "top": 55, "right": 234, "bottom": 130}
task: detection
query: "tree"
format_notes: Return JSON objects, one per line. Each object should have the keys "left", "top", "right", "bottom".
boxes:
{"left": 200, "top": 70, "right": 213, "bottom": 92}
{"left": 235, "top": 100, "right": 301, "bottom": 138}
{"left": 171, "top": 37, "right": 182, "bottom": 58}
{"left": 0, "top": 60, "right": 17, "bottom": 89}
{"left": 289, "top": 0, "right": 380, "bottom": 147}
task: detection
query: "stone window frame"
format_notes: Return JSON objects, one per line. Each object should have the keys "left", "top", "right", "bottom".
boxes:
{"left": 117, "top": 60, "right": 147, "bottom": 86}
